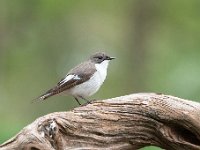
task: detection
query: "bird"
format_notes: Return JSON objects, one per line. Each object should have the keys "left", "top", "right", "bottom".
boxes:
{"left": 36, "top": 52, "right": 115, "bottom": 105}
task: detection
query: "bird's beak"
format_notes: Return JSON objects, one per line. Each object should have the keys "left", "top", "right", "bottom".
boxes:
{"left": 107, "top": 56, "right": 116, "bottom": 60}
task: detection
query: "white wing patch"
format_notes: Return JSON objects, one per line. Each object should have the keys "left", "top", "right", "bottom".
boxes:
{"left": 74, "top": 75, "right": 81, "bottom": 80}
{"left": 59, "top": 74, "right": 81, "bottom": 86}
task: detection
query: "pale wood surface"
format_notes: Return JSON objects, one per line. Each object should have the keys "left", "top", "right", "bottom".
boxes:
{"left": 1, "top": 93, "right": 200, "bottom": 150}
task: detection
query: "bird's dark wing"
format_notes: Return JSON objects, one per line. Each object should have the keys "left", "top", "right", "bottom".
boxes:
{"left": 37, "top": 61, "right": 96, "bottom": 100}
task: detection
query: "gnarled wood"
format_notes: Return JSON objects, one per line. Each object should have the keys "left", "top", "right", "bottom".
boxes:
{"left": 1, "top": 93, "right": 200, "bottom": 150}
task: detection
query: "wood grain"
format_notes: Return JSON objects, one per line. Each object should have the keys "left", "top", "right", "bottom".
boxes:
{"left": 1, "top": 93, "right": 200, "bottom": 150}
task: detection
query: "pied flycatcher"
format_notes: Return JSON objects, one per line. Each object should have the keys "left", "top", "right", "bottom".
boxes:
{"left": 36, "top": 52, "right": 115, "bottom": 105}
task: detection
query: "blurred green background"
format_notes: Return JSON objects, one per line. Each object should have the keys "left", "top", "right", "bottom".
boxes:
{"left": 1, "top": 0, "right": 200, "bottom": 149}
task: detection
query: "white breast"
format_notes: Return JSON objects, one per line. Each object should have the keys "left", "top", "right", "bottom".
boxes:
{"left": 95, "top": 60, "right": 109, "bottom": 83}
{"left": 66, "top": 60, "right": 109, "bottom": 98}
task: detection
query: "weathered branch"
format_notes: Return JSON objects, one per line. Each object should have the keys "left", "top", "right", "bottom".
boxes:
{"left": 1, "top": 93, "right": 200, "bottom": 150}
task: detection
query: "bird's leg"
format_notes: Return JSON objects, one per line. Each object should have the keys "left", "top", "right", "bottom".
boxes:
{"left": 74, "top": 97, "right": 81, "bottom": 105}
{"left": 79, "top": 96, "right": 91, "bottom": 104}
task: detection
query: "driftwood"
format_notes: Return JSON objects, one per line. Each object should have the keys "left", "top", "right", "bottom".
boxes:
{"left": 1, "top": 93, "right": 200, "bottom": 150}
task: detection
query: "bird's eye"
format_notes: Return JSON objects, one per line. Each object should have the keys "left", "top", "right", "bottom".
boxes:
{"left": 97, "top": 56, "right": 103, "bottom": 59}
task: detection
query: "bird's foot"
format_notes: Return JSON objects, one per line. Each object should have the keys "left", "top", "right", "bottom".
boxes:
{"left": 81, "top": 99, "right": 99, "bottom": 106}
{"left": 80, "top": 102, "right": 90, "bottom": 107}
{"left": 74, "top": 96, "right": 97, "bottom": 107}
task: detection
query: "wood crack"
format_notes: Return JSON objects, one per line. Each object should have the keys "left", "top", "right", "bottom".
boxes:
{"left": 1, "top": 93, "right": 200, "bottom": 150}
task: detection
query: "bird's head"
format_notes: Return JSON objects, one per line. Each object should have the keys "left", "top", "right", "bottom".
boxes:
{"left": 90, "top": 52, "right": 115, "bottom": 64}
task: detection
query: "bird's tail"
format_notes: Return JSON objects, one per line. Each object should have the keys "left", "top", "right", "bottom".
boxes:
{"left": 32, "top": 87, "right": 58, "bottom": 103}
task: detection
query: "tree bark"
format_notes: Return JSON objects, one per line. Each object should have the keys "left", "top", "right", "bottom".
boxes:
{"left": 1, "top": 93, "right": 200, "bottom": 150}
